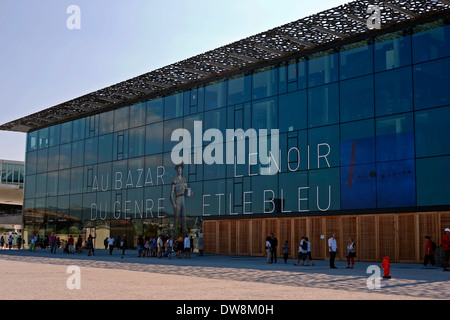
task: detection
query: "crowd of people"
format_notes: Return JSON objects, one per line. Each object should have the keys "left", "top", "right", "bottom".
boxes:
{"left": 265, "top": 229, "right": 450, "bottom": 271}
{"left": 3, "top": 228, "right": 450, "bottom": 271}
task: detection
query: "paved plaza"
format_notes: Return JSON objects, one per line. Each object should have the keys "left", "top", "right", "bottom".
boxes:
{"left": 0, "top": 248, "right": 448, "bottom": 301}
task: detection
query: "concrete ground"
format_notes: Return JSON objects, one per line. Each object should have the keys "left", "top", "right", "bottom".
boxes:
{"left": 0, "top": 248, "right": 449, "bottom": 301}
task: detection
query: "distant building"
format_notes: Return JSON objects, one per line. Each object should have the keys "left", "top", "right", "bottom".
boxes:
{"left": 0, "top": 159, "right": 24, "bottom": 243}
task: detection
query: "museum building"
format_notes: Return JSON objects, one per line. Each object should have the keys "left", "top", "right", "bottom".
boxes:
{"left": 1, "top": 0, "right": 450, "bottom": 262}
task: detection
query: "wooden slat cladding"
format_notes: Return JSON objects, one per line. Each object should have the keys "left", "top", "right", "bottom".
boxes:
{"left": 203, "top": 211, "right": 450, "bottom": 263}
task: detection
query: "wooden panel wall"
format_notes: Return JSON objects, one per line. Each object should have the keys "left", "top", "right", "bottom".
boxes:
{"left": 203, "top": 211, "right": 450, "bottom": 263}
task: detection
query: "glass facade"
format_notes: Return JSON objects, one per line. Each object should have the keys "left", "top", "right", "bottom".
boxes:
{"left": 0, "top": 160, "right": 24, "bottom": 188}
{"left": 23, "top": 19, "right": 450, "bottom": 247}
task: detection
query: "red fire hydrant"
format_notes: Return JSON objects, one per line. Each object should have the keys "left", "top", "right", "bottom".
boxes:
{"left": 381, "top": 256, "right": 391, "bottom": 279}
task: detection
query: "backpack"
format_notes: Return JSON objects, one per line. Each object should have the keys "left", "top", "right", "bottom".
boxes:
{"left": 432, "top": 241, "right": 437, "bottom": 251}
{"left": 301, "top": 240, "right": 308, "bottom": 250}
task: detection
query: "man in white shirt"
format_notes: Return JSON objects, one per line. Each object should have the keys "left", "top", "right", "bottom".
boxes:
{"left": 184, "top": 235, "right": 191, "bottom": 259}
{"left": 108, "top": 236, "right": 115, "bottom": 255}
{"left": 328, "top": 233, "right": 338, "bottom": 269}
{"left": 157, "top": 235, "right": 163, "bottom": 258}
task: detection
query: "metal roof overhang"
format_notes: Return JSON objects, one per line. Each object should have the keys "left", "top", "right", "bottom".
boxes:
{"left": 1, "top": 0, "right": 449, "bottom": 133}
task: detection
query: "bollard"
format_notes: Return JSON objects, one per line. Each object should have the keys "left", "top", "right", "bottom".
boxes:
{"left": 381, "top": 256, "right": 391, "bottom": 279}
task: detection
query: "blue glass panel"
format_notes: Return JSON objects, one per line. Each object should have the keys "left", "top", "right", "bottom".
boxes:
{"left": 145, "top": 122, "right": 163, "bottom": 155}
{"left": 279, "top": 90, "right": 307, "bottom": 133}
{"left": 278, "top": 171, "right": 308, "bottom": 212}
{"left": 38, "top": 127, "right": 49, "bottom": 149}
{"left": 60, "top": 122, "right": 72, "bottom": 144}
{"left": 72, "top": 118, "right": 85, "bottom": 141}
{"left": 414, "top": 57, "right": 450, "bottom": 110}
{"left": 308, "top": 50, "right": 338, "bottom": 87}
{"left": 375, "top": 67, "right": 413, "bottom": 116}
{"left": 252, "top": 66, "right": 278, "bottom": 100}
{"left": 26, "top": 151, "right": 37, "bottom": 175}
{"left": 98, "top": 134, "right": 113, "bottom": 163}
{"left": 84, "top": 137, "right": 98, "bottom": 165}
{"left": 251, "top": 174, "right": 278, "bottom": 214}
{"left": 71, "top": 140, "right": 84, "bottom": 168}
{"left": 27, "top": 131, "right": 38, "bottom": 152}
{"left": 36, "top": 173, "right": 47, "bottom": 198}
{"left": 69, "top": 194, "right": 83, "bottom": 220}
{"left": 99, "top": 110, "right": 114, "bottom": 135}
{"left": 413, "top": 22, "right": 450, "bottom": 64}
{"left": 48, "top": 125, "right": 60, "bottom": 147}
{"left": 340, "top": 41, "right": 373, "bottom": 80}
{"left": 279, "top": 131, "right": 308, "bottom": 173}
{"left": 341, "top": 163, "right": 376, "bottom": 210}
{"left": 146, "top": 98, "right": 164, "bottom": 124}
{"left": 340, "top": 75, "right": 374, "bottom": 122}
{"left": 129, "top": 103, "right": 146, "bottom": 128}
{"left": 58, "top": 169, "right": 70, "bottom": 196}
{"left": 308, "top": 167, "right": 340, "bottom": 212}
{"left": 415, "top": 106, "right": 450, "bottom": 158}
{"left": 376, "top": 113, "right": 414, "bottom": 162}
{"left": 59, "top": 143, "right": 73, "bottom": 170}
{"left": 308, "top": 125, "right": 340, "bottom": 169}
{"left": 47, "top": 146, "right": 60, "bottom": 172}
{"left": 376, "top": 160, "right": 415, "bottom": 208}
{"left": 308, "top": 83, "right": 339, "bottom": 128}
{"left": 416, "top": 155, "right": 450, "bottom": 206}
{"left": 47, "top": 171, "right": 58, "bottom": 197}
{"left": 113, "top": 131, "right": 128, "bottom": 161}
{"left": 164, "top": 92, "right": 183, "bottom": 119}
{"left": 24, "top": 174, "right": 36, "bottom": 199}
{"left": 228, "top": 74, "right": 251, "bottom": 106}
{"left": 340, "top": 119, "right": 375, "bottom": 166}
{"left": 202, "top": 180, "right": 226, "bottom": 216}
{"left": 374, "top": 31, "right": 411, "bottom": 72}
{"left": 114, "top": 107, "right": 129, "bottom": 131}
{"left": 128, "top": 127, "right": 145, "bottom": 158}
{"left": 252, "top": 97, "right": 278, "bottom": 132}
{"left": 70, "top": 167, "right": 83, "bottom": 194}
{"left": 163, "top": 118, "right": 183, "bottom": 153}
{"left": 36, "top": 149, "right": 48, "bottom": 173}
{"left": 205, "top": 80, "right": 227, "bottom": 110}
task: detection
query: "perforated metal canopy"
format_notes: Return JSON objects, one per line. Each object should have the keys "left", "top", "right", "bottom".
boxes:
{"left": 1, "top": 0, "right": 449, "bottom": 133}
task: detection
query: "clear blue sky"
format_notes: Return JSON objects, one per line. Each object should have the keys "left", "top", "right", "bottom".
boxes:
{"left": 0, "top": 0, "right": 350, "bottom": 162}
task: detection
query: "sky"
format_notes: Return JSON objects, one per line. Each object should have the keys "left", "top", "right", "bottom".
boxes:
{"left": 0, "top": 0, "right": 351, "bottom": 162}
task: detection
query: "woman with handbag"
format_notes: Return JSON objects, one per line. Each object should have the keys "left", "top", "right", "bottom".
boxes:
{"left": 346, "top": 237, "right": 356, "bottom": 269}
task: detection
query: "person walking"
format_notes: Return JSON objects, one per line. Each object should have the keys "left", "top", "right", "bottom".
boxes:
{"left": 121, "top": 234, "right": 128, "bottom": 258}
{"left": 424, "top": 236, "right": 436, "bottom": 268}
{"left": 157, "top": 235, "right": 164, "bottom": 258}
{"left": 282, "top": 240, "right": 289, "bottom": 264}
{"left": 265, "top": 236, "right": 272, "bottom": 264}
{"left": 346, "top": 237, "right": 356, "bottom": 269}
{"left": 0, "top": 236, "right": 4, "bottom": 249}
{"left": 328, "top": 233, "right": 338, "bottom": 269}
{"left": 50, "top": 233, "right": 56, "bottom": 254}
{"left": 8, "top": 235, "right": 13, "bottom": 250}
{"left": 270, "top": 233, "right": 278, "bottom": 263}
{"left": 86, "top": 236, "right": 93, "bottom": 256}
{"left": 305, "top": 237, "right": 314, "bottom": 266}
{"left": 441, "top": 228, "right": 450, "bottom": 271}
{"left": 68, "top": 235, "right": 75, "bottom": 254}
{"left": 137, "top": 235, "right": 144, "bottom": 257}
{"left": 184, "top": 234, "right": 191, "bottom": 259}
{"left": 108, "top": 235, "right": 115, "bottom": 255}
{"left": 294, "top": 236, "right": 308, "bottom": 266}
{"left": 166, "top": 236, "right": 173, "bottom": 259}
